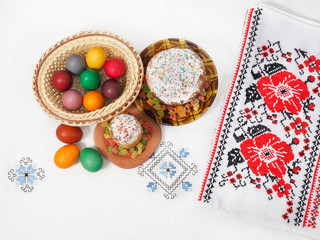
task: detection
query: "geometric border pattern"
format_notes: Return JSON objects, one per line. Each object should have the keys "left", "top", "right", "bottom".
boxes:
{"left": 138, "top": 141, "right": 197, "bottom": 199}
{"left": 199, "top": 7, "right": 263, "bottom": 203}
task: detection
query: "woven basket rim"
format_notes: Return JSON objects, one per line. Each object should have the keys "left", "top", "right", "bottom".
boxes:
{"left": 33, "top": 30, "right": 144, "bottom": 126}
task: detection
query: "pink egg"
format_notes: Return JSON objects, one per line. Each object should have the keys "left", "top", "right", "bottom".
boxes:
{"left": 61, "top": 89, "right": 83, "bottom": 110}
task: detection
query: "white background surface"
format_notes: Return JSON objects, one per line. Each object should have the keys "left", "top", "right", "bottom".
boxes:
{"left": 0, "top": 0, "right": 320, "bottom": 239}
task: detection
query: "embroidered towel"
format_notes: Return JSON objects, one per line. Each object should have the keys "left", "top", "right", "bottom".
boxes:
{"left": 198, "top": 4, "right": 320, "bottom": 239}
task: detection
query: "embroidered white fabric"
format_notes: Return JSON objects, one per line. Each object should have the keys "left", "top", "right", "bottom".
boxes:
{"left": 199, "top": 3, "right": 320, "bottom": 239}
{"left": 1, "top": 1, "right": 320, "bottom": 240}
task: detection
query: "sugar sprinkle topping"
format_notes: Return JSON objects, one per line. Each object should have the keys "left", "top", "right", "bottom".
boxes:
{"left": 109, "top": 114, "right": 142, "bottom": 146}
{"left": 146, "top": 48, "right": 204, "bottom": 105}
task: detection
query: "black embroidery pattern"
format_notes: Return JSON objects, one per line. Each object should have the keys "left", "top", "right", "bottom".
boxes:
{"left": 138, "top": 142, "right": 197, "bottom": 199}
{"left": 202, "top": 7, "right": 263, "bottom": 204}
{"left": 201, "top": 8, "right": 320, "bottom": 229}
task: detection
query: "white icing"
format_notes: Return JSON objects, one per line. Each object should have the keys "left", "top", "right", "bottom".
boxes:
{"left": 146, "top": 48, "right": 204, "bottom": 105}
{"left": 109, "top": 114, "right": 142, "bottom": 146}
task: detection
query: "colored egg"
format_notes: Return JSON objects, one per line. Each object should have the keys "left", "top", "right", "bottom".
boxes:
{"left": 79, "top": 69, "right": 101, "bottom": 90}
{"left": 86, "top": 47, "right": 107, "bottom": 69}
{"left": 83, "top": 91, "right": 105, "bottom": 111}
{"left": 56, "top": 124, "right": 83, "bottom": 143}
{"left": 52, "top": 71, "right": 73, "bottom": 91}
{"left": 104, "top": 58, "right": 125, "bottom": 79}
{"left": 66, "top": 55, "right": 86, "bottom": 75}
{"left": 101, "top": 79, "right": 122, "bottom": 100}
{"left": 80, "top": 148, "right": 103, "bottom": 172}
{"left": 54, "top": 144, "right": 80, "bottom": 169}
{"left": 61, "top": 89, "right": 83, "bottom": 110}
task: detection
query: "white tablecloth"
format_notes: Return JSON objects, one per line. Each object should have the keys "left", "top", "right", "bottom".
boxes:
{"left": 0, "top": 0, "right": 319, "bottom": 239}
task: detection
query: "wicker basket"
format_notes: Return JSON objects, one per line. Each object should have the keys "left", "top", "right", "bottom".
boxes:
{"left": 33, "top": 31, "right": 144, "bottom": 126}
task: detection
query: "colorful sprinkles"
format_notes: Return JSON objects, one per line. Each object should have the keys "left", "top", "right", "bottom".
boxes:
{"left": 103, "top": 119, "right": 152, "bottom": 158}
{"left": 146, "top": 48, "right": 205, "bottom": 105}
{"left": 108, "top": 114, "right": 142, "bottom": 147}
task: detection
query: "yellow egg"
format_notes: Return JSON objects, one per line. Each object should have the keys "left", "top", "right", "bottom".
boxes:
{"left": 86, "top": 47, "right": 107, "bottom": 69}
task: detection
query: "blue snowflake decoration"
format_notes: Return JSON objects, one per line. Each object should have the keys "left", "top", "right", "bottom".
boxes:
{"left": 182, "top": 182, "right": 192, "bottom": 192}
{"left": 179, "top": 148, "right": 190, "bottom": 158}
{"left": 147, "top": 182, "right": 157, "bottom": 192}
{"left": 160, "top": 162, "right": 177, "bottom": 179}
{"left": 8, "top": 157, "right": 45, "bottom": 192}
{"left": 138, "top": 141, "right": 197, "bottom": 199}
{"left": 15, "top": 164, "right": 38, "bottom": 185}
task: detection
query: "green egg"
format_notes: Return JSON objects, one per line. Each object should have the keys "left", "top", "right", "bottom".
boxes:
{"left": 79, "top": 69, "right": 101, "bottom": 90}
{"left": 80, "top": 148, "right": 103, "bottom": 172}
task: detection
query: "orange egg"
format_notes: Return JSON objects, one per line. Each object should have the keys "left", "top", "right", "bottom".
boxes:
{"left": 83, "top": 90, "right": 105, "bottom": 111}
{"left": 54, "top": 144, "right": 80, "bottom": 169}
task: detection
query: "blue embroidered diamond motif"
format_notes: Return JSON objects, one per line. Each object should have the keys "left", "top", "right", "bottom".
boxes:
{"left": 160, "top": 162, "right": 177, "bottom": 179}
{"left": 138, "top": 141, "right": 197, "bottom": 199}
{"left": 8, "top": 157, "right": 45, "bottom": 192}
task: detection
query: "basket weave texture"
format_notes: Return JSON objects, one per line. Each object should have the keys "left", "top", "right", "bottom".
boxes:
{"left": 33, "top": 31, "right": 144, "bottom": 126}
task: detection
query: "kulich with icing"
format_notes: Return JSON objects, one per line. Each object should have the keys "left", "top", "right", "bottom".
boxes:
{"left": 109, "top": 114, "right": 142, "bottom": 148}
{"left": 146, "top": 48, "right": 206, "bottom": 106}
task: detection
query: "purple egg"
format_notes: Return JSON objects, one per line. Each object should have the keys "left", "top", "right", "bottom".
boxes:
{"left": 101, "top": 79, "right": 122, "bottom": 100}
{"left": 61, "top": 89, "right": 83, "bottom": 110}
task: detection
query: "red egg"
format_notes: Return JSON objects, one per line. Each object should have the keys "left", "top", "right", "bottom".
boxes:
{"left": 56, "top": 124, "right": 83, "bottom": 143}
{"left": 104, "top": 58, "right": 125, "bottom": 79}
{"left": 101, "top": 79, "right": 122, "bottom": 100}
{"left": 52, "top": 71, "right": 73, "bottom": 91}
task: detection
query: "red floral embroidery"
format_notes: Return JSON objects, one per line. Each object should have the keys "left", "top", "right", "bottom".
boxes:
{"left": 308, "top": 76, "right": 315, "bottom": 82}
{"left": 230, "top": 178, "right": 236, "bottom": 184}
{"left": 292, "top": 138, "right": 300, "bottom": 145}
{"left": 282, "top": 213, "right": 289, "bottom": 220}
{"left": 293, "top": 167, "right": 301, "bottom": 174}
{"left": 240, "top": 133, "right": 294, "bottom": 178}
{"left": 308, "top": 103, "right": 315, "bottom": 110}
{"left": 257, "top": 71, "right": 310, "bottom": 115}
{"left": 260, "top": 45, "right": 275, "bottom": 58}
{"left": 266, "top": 188, "right": 273, "bottom": 194}
{"left": 273, "top": 179, "right": 292, "bottom": 198}
{"left": 304, "top": 55, "right": 320, "bottom": 72}
{"left": 284, "top": 126, "right": 290, "bottom": 132}
{"left": 290, "top": 117, "right": 308, "bottom": 135}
